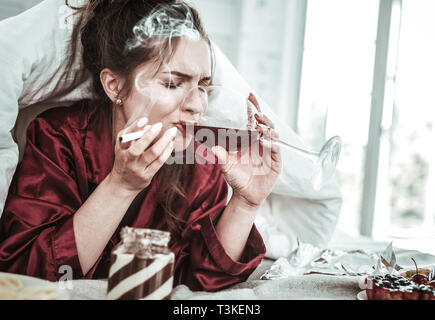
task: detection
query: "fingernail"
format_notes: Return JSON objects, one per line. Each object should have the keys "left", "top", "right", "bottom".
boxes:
{"left": 151, "top": 122, "right": 163, "bottom": 133}
{"left": 137, "top": 117, "right": 148, "bottom": 128}
{"left": 167, "top": 127, "right": 178, "bottom": 138}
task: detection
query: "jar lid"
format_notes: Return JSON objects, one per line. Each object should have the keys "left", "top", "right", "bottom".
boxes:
{"left": 120, "top": 227, "right": 171, "bottom": 255}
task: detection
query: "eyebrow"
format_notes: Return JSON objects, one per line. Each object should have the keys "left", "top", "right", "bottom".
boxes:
{"left": 163, "top": 71, "right": 211, "bottom": 82}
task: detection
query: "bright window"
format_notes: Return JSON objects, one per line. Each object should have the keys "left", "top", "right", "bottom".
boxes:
{"left": 298, "top": 0, "right": 380, "bottom": 235}
{"left": 373, "top": 0, "right": 435, "bottom": 254}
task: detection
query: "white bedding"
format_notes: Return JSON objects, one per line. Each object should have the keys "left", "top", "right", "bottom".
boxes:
{"left": 63, "top": 230, "right": 435, "bottom": 300}
{"left": 0, "top": 0, "right": 342, "bottom": 260}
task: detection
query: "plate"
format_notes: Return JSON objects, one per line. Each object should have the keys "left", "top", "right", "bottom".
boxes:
{"left": 357, "top": 290, "right": 367, "bottom": 300}
{"left": 0, "top": 272, "right": 70, "bottom": 300}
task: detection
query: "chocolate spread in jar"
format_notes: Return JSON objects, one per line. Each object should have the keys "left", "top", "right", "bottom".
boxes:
{"left": 106, "top": 227, "right": 174, "bottom": 300}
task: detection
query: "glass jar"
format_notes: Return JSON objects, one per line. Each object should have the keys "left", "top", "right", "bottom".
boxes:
{"left": 107, "top": 227, "right": 175, "bottom": 300}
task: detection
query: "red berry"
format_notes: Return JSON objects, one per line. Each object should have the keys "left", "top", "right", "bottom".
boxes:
{"left": 412, "top": 274, "right": 428, "bottom": 284}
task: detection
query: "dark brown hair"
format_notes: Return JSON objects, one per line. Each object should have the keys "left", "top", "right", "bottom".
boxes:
{"left": 65, "top": 0, "right": 214, "bottom": 238}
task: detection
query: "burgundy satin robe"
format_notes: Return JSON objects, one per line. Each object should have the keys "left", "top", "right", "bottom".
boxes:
{"left": 0, "top": 100, "right": 265, "bottom": 292}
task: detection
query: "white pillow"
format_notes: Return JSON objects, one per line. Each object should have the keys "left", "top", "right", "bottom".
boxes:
{"left": 0, "top": 0, "right": 342, "bottom": 258}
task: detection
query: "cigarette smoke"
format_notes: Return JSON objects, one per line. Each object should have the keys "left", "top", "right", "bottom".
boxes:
{"left": 125, "top": 3, "right": 201, "bottom": 53}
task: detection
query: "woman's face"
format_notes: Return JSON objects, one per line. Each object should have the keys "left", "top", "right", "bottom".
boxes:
{"left": 119, "top": 38, "right": 212, "bottom": 152}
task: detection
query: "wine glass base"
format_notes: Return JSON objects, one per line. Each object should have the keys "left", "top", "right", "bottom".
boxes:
{"left": 311, "top": 136, "right": 342, "bottom": 189}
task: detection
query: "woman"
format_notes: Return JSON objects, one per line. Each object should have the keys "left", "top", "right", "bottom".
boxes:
{"left": 0, "top": 0, "right": 281, "bottom": 292}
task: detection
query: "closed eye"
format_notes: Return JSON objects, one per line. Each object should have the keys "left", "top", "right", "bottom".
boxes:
{"left": 199, "top": 81, "right": 210, "bottom": 89}
{"left": 199, "top": 76, "right": 211, "bottom": 87}
{"left": 161, "top": 81, "right": 181, "bottom": 90}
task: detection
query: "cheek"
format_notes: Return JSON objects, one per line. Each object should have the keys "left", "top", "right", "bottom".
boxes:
{"left": 124, "top": 89, "right": 179, "bottom": 123}
{"left": 151, "top": 94, "right": 178, "bottom": 118}
{"left": 147, "top": 99, "right": 178, "bottom": 125}
{"left": 122, "top": 92, "right": 154, "bottom": 121}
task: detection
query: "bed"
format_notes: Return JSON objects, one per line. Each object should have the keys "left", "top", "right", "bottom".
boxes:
{"left": 62, "top": 229, "right": 435, "bottom": 300}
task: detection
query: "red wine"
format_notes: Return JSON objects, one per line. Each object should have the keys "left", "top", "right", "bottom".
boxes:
{"left": 177, "top": 123, "right": 261, "bottom": 152}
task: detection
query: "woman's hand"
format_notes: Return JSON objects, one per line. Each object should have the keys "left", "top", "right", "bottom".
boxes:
{"left": 108, "top": 117, "right": 178, "bottom": 194}
{"left": 212, "top": 94, "right": 282, "bottom": 209}
{"left": 75, "top": 117, "right": 176, "bottom": 275}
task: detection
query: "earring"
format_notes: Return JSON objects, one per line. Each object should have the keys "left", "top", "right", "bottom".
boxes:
{"left": 115, "top": 98, "right": 123, "bottom": 106}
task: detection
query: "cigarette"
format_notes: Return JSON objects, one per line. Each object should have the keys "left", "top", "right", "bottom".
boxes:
{"left": 119, "top": 130, "right": 147, "bottom": 143}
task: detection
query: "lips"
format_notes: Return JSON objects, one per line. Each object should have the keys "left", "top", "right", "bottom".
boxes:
{"left": 174, "top": 123, "right": 186, "bottom": 135}
{"left": 178, "top": 120, "right": 198, "bottom": 126}
{"left": 173, "top": 121, "right": 197, "bottom": 136}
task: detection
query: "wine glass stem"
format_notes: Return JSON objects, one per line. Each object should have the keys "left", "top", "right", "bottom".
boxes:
{"left": 262, "top": 135, "right": 320, "bottom": 162}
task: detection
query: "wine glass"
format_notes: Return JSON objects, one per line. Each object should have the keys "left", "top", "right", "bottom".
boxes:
{"left": 177, "top": 85, "right": 342, "bottom": 190}
{"left": 124, "top": 75, "right": 341, "bottom": 190}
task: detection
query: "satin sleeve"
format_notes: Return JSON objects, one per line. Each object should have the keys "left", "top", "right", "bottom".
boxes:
{"left": 172, "top": 165, "right": 266, "bottom": 292}
{"left": 0, "top": 115, "right": 95, "bottom": 281}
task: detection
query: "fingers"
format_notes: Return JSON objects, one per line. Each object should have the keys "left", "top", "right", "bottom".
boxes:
{"left": 141, "top": 126, "right": 178, "bottom": 164}
{"left": 255, "top": 113, "right": 278, "bottom": 160}
{"left": 256, "top": 123, "right": 281, "bottom": 168}
{"left": 211, "top": 145, "right": 232, "bottom": 174}
{"left": 260, "top": 138, "right": 281, "bottom": 159}
{"left": 211, "top": 145, "right": 228, "bottom": 163}
{"left": 126, "top": 122, "right": 163, "bottom": 159}
{"left": 255, "top": 113, "right": 275, "bottom": 129}
{"left": 248, "top": 93, "right": 262, "bottom": 113}
{"left": 144, "top": 139, "right": 175, "bottom": 178}
{"left": 248, "top": 93, "right": 275, "bottom": 130}
{"left": 259, "top": 129, "right": 280, "bottom": 153}
{"left": 259, "top": 134, "right": 281, "bottom": 169}
{"left": 256, "top": 124, "right": 279, "bottom": 140}
{"left": 112, "top": 117, "right": 178, "bottom": 192}
{"left": 117, "top": 117, "right": 150, "bottom": 150}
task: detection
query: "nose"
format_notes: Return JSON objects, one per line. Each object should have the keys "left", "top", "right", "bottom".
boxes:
{"left": 181, "top": 87, "right": 206, "bottom": 120}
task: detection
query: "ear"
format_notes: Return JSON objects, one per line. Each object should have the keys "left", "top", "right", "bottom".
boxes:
{"left": 100, "top": 68, "right": 125, "bottom": 102}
